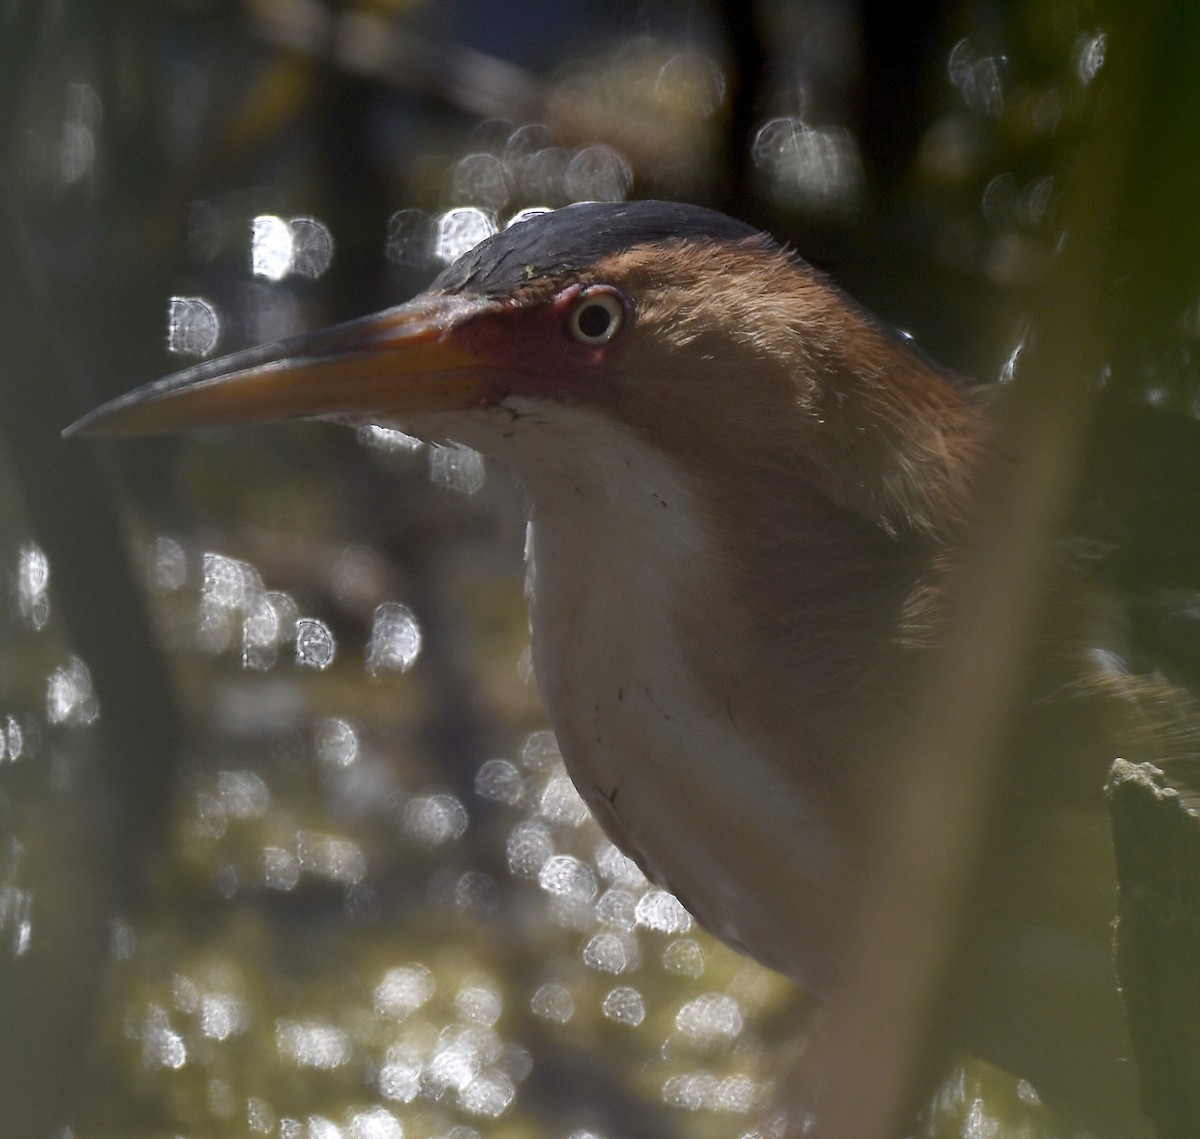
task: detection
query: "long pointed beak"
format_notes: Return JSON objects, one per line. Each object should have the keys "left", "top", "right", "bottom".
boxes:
{"left": 64, "top": 294, "right": 502, "bottom": 438}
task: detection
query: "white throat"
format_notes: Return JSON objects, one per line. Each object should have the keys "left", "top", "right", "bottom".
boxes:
{"left": 497, "top": 401, "right": 846, "bottom": 989}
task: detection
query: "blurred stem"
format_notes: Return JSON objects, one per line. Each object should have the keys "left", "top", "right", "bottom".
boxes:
{"left": 0, "top": 3, "right": 181, "bottom": 890}
{"left": 804, "top": 1, "right": 1177, "bottom": 1135}
{"left": 0, "top": 4, "right": 181, "bottom": 1134}
{"left": 711, "top": 0, "right": 767, "bottom": 214}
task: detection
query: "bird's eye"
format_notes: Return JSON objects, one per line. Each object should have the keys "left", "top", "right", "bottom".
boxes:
{"left": 566, "top": 292, "right": 624, "bottom": 345}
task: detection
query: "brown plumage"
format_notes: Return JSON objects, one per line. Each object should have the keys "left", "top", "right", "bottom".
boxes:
{"left": 67, "top": 201, "right": 1198, "bottom": 1137}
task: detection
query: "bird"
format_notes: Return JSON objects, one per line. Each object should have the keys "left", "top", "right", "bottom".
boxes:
{"left": 67, "top": 200, "right": 1194, "bottom": 1137}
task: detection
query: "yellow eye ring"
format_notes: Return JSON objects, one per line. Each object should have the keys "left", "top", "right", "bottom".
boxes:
{"left": 566, "top": 292, "right": 624, "bottom": 345}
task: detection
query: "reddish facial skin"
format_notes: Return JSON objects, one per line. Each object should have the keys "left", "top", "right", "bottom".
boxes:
{"left": 447, "top": 284, "right": 631, "bottom": 408}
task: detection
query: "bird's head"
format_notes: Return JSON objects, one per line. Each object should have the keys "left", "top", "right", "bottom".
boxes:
{"left": 66, "top": 201, "right": 986, "bottom": 539}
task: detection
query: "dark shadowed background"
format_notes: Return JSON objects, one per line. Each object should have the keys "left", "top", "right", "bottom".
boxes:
{"left": 2, "top": 2, "right": 1199, "bottom": 1137}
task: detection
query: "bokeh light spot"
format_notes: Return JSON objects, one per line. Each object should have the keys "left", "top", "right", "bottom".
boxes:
{"left": 349, "top": 1106, "right": 403, "bottom": 1139}
{"left": 635, "top": 889, "right": 693, "bottom": 933}
{"left": 583, "top": 931, "right": 639, "bottom": 975}
{"left": 140, "top": 1007, "right": 187, "bottom": 1069}
{"left": 46, "top": 655, "right": 99, "bottom": 725}
{"left": 530, "top": 982, "right": 574, "bottom": 1023}
{"left": 752, "top": 118, "right": 862, "bottom": 214}
{"left": 506, "top": 820, "right": 554, "bottom": 878}
{"left": 16, "top": 543, "right": 50, "bottom": 630}
{"left": 251, "top": 215, "right": 293, "bottom": 280}
{"left": 296, "top": 831, "right": 366, "bottom": 884}
{"left": 459, "top": 1068, "right": 515, "bottom": 1117}
{"left": 436, "top": 207, "right": 497, "bottom": 263}
{"left": 375, "top": 964, "right": 435, "bottom": 1020}
{"left": 662, "top": 938, "right": 705, "bottom": 978}
{"left": 475, "top": 758, "right": 524, "bottom": 806}
{"left": 367, "top": 602, "right": 422, "bottom": 675}
{"left": 315, "top": 718, "right": 359, "bottom": 767}
{"left": 519, "top": 730, "right": 561, "bottom": 771}
{"left": 402, "top": 792, "right": 468, "bottom": 847}
{"left": 602, "top": 986, "right": 645, "bottom": 1026}
{"left": 675, "top": 993, "right": 744, "bottom": 1044}
{"left": 564, "top": 144, "right": 632, "bottom": 202}
{"left": 167, "top": 295, "right": 221, "bottom": 357}
{"left": 455, "top": 984, "right": 502, "bottom": 1026}
{"left": 386, "top": 208, "right": 436, "bottom": 268}
{"left": 295, "top": 617, "right": 336, "bottom": 670}
{"left": 288, "top": 216, "right": 334, "bottom": 278}
{"left": 538, "top": 854, "right": 596, "bottom": 901}
{"left": 275, "top": 1020, "right": 353, "bottom": 1069}
{"left": 1074, "top": 31, "right": 1106, "bottom": 86}
{"left": 452, "top": 153, "right": 510, "bottom": 211}
{"left": 538, "top": 774, "right": 589, "bottom": 827}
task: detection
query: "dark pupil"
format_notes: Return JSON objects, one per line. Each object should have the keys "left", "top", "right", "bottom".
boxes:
{"left": 577, "top": 303, "right": 612, "bottom": 339}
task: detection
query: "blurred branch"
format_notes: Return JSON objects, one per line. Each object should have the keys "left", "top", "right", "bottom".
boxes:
{"left": 802, "top": 3, "right": 1173, "bottom": 1136}
{"left": 247, "top": 0, "right": 540, "bottom": 120}
{"left": 711, "top": 0, "right": 768, "bottom": 213}
{"left": 1109, "top": 758, "right": 1200, "bottom": 1139}
{"left": 0, "top": 6, "right": 182, "bottom": 1135}
{"left": 0, "top": 12, "right": 183, "bottom": 848}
